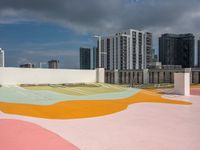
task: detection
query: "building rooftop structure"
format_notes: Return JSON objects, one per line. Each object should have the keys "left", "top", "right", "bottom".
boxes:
{"left": 48, "top": 60, "right": 59, "bottom": 69}
{"left": 20, "top": 63, "right": 35, "bottom": 68}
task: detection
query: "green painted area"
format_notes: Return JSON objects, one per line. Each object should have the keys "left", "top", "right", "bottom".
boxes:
{"left": 23, "top": 83, "right": 127, "bottom": 96}
{"left": 0, "top": 85, "right": 140, "bottom": 105}
{"left": 130, "top": 83, "right": 174, "bottom": 89}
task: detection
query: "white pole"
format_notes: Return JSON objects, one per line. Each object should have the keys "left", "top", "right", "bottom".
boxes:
{"left": 2, "top": 50, "right": 4, "bottom": 67}
{"left": 0, "top": 48, "right": 5, "bottom": 67}
{"left": 93, "top": 35, "right": 102, "bottom": 68}
{"left": 99, "top": 36, "right": 101, "bottom": 68}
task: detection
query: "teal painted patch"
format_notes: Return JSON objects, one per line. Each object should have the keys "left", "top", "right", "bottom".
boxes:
{"left": 0, "top": 86, "right": 140, "bottom": 105}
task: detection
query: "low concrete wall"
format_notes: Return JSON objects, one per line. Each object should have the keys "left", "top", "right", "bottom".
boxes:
{"left": 0, "top": 67, "right": 99, "bottom": 85}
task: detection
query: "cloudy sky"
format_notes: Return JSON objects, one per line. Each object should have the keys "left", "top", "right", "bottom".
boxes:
{"left": 0, "top": 0, "right": 200, "bottom": 68}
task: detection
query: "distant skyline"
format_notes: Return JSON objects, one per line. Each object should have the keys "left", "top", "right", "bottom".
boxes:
{"left": 0, "top": 0, "right": 200, "bottom": 68}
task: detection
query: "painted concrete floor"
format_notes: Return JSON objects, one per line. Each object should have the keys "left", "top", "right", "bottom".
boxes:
{"left": 0, "top": 92, "right": 199, "bottom": 150}
{"left": 0, "top": 85, "right": 140, "bottom": 105}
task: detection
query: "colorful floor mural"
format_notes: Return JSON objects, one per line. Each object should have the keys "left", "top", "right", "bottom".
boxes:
{"left": 0, "top": 86, "right": 139, "bottom": 105}
{"left": 0, "top": 84, "right": 199, "bottom": 150}
{"left": 0, "top": 87, "right": 191, "bottom": 119}
{"left": 23, "top": 83, "right": 127, "bottom": 96}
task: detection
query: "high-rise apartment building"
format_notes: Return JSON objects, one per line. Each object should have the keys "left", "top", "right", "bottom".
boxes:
{"left": 198, "top": 39, "right": 200, "bottom": 67}
{"left": 80, "top": 48, "right": 91, "bottom": 69}
{"left": 96, "top": 29, "right": 152, "bottom": 70}
{"left": 159, "top": 33, "right": 195, "bottom": 68}
{"left": 0, "top": 48, "right": 5, "bottom": 67}
{"left": 48, "top": 60, "right": 59, "bottom": 69}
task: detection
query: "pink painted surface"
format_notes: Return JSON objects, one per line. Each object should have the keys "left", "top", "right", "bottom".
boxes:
{"left": 191, "top": 89, "right": 200, "bottom": 96}
{"left": 0, "top": 119, "right": 79, "bottom": 150}
{"left": 0, "top": 94, "right": 200, "bottom": 150}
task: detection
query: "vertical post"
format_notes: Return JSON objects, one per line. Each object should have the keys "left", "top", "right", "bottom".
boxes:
{"left": 185, "top": 68, "right": 192, "bottom": 84}
{"left": 2, "top": 50, "right": 4, "bottom": 67}
{"left": 174, "top": 73, "right": 190, "bottom": 96}
{"left": 98, "top": 36, "right": 101, "bottom": 68}
{"left": 143, "top": 69, "right": 149, "bottom": 84}
{"left": 114, "top": 69, "right": 119, "bottom": 84}
{"left": 0, "top": 48, "right": 5, "bottom": 67}
{"left": 96, "top": 68, "right": 105, "bottom": 83}
{"left": 93, "top": 35, "right": 102, "bottom": 68}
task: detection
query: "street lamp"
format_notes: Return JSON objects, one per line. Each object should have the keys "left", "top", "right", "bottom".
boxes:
{"left": 93, "top": 35, "right": 102, "bottom": 68}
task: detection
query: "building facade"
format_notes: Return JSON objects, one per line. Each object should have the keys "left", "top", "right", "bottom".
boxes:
{"left": 159, "top": 33, "right": 195, "bottom": 68}
{"left": 80, "top": 48, "right": 91, "bottom": 69}
{"left": 96, "top": 29, "right": 152, "bottom": 70}
{"left": 105, "top": 68, "right": 200, "bottom": 85}
{"left": 48, "top": 60, "right": 59, "bottom": 69}
{"left": 0, "top": 48, "right": 5, "bottom": 67}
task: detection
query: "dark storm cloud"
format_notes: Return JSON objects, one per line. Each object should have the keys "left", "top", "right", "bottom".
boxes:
{"left": 1, "top": 0, "right": 200, "bottom": 34}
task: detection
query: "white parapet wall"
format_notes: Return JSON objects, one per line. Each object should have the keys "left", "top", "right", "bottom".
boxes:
{"left": 0, "top": 67, "right": 103, "bottom": 85}
{"left": 174, "top": 73, "right": 190, "bottom": 96}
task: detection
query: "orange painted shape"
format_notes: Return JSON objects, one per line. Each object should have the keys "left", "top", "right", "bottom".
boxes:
{"left": 0, "top": 90, "right": 191, "bottom": 119}
{"left": 191, "top": 85, "right": 200, "bottom": 88}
